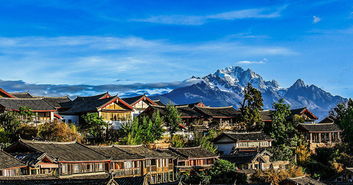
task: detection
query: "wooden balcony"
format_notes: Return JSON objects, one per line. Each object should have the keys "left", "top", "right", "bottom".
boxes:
{"left": 112, "top": 168, "right": 141, "bottom": 177}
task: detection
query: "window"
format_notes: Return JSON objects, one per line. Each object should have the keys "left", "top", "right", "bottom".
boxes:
{"left": 151, "top": 159, "right": 156, "bottom": 165}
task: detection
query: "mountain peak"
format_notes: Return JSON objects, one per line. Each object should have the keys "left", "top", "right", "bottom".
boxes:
{"left": 291, "top": 79, "right": 306, "bottom": 88}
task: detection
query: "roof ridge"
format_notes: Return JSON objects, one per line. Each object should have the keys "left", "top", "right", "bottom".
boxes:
{"left": 171, "top": 146, "right": 201, "bottom": 149}
{"left": 300, "top": 123, "right": 334, "bottom": 125}
{"left": 35, "top": 96, "right": 69, "bottom": 99}
{"left": 114, "top": 144, "right": 144, "bottom": 147}
{"left": 226, "top": 131, "right": 263, "bottom": 134}
{"left": 0, "top": 97, "right": 44, "bottom": 100}
{"left": 198, "top": 106, "right": 234, "bottom": 109}
{"left": 20, "top": 139, "right": 77, "bottom": 144}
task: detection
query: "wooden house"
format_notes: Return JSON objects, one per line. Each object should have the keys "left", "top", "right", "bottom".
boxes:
{"left": 5, "top": 139, "right": 110, "bottom": 177}
{"left": 122, "top": 95, "right": 156, "bottom": 117}
{"left": 297, "top": 122, "right": 342, "bottom": 151}
{"left": 88, "top": 146, "right": 145, "bottom": 178}
{"left": 221, "top": 149, "right": 288, "bottom": 171}
{"left": 213, "top": 132, "right": 273, "bottom": 155}
{"left": 141, "top": 105, "right": 240, "bottom": 132}
{"left": 0, "top": 98, "right": 56, "bottom": 123}
{"left": 116, "top": 145, "right": 175, "bottom": 184}
{"left": 162, "top": 146, "right": 218, "bottom": 172}
{"left": 281, "top": 176, "right": 326, "bottom": 185}
{"left": 330, "top": 167, "right": 353, "bottom": 183}
{"left": 60, "top": 92, "right": 134, "bottom": 128}
{"left": 0, "top": 150, "right": 26, "bottom": 177}
{"left": 261, "top": 107, "right": 319, "bottom": 124}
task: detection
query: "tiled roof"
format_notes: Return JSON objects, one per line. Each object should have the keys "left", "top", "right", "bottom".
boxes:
{"left": 0, "top": 150, "right": 24, "bottom": 169}
{"left": 194, "top": 106, "right": 240, "bottom": 118}
{"left": 0, "top": 98, "right": 55, "bottom": 111}
{"left": 39, "top": 96, "right": 72, "bottom": 108}
{"left": 298, "top": 123, "right": 342, "bottom": 132}
{"left": 88, "top": 146, "right": 144, "bottom": 160}
{"left": 168, "top": 147, "right": 218, "bottom": 159}
{"left": 221, "top": 149, "right": 271, "bottom": 165}
{"left": 62, "top": 96, "right": 117, "bottom": 114}
{"left": 116, "top": 145, "right": 173, "bottom": 159}
{"left": 114, "top": 176, "right": 148, "bottom": 185}
{"left": 122, "top": 95, "right": 144, "bottom": 105}
{"left": 285, "top": 176, "right": 326, "bottom": 185}
{"left": 12, "top": 139, "right": 109, "bottom": 162}
{"left": 214, "top": 132, "right": 272, "bottom": 143}
{"left": 11, "top": 92, "right": 33, "bottom": 98}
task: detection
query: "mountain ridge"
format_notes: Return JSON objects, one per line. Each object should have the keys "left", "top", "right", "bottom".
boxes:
{"left": 154, "top": 66, "right": 346, "bottom": 119}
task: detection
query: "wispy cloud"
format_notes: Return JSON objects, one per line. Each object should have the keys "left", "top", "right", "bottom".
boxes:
{"left": 313, "top": 16, "right": 321, "bottom": 24}
{"left": 0, "top": 36, "right": 296, "bottom": 85}
{"left": 237, "top": 58, "right": 267, "bottom": 64}
{"left": 132, "top": 6, "right": 285, "bottom": 25}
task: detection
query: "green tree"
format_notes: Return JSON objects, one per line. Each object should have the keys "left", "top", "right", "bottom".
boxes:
{"left": 0, "top": 111, "right": 21, "bottom": 142}
{"left": 81, "top": 113, "right": 108, "bottom": 143}
{"left": 120, "top": 113, "right": 164, "bottom": 145}
{"left": 18, "top": 106, "right": 34, "bottom": 123}
{"left": 38, "top": 120, "right": 82, "bottom": 142}
{"left": 330, "top": 99, "right": 353, "bottom": 147}
{"left": 164, "top": 104, "right": 182, "bottom": 137}
{"left": 240, "top": 83, "right": 264, "bottom": 130}
{"left": 171, "top": 135, "right": 187, "bottom": 148}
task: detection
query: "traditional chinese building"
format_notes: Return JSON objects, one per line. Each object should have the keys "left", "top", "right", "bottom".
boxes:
{"left": 162, "top": 146, "right": 218, "bottom": 172}
{"left": 0, "top": 150, "right": 26, "bottom": 177}
{"left": 221, "top": 149, "right": 288, "bottom": 171}
{"left": 122, "top": 95, "right": 157, "bottom": 117}
{"left": 88, "top": 146, "right": 145, "bottom": 178}
{"left": 5, "top": 139, "right": 110, "bottom": 176}
{"left": 213, "top": 132, "right": 273, "bottom": 155}
{"left": 116, "top": 145, "right": 175, "bottom": 184}
{"left": 281, "top": 176, "right": 326, "bottom": 185}
{"left": 0, "top": 98, "right": 56, "bottom": 123}
{"left": 60, "top": 92, "right": 133, "bottom": 128}
{"left": 297, "top": 122, "right": 342, "bottom": 151}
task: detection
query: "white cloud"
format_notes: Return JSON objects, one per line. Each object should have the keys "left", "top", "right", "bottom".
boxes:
{"left": 0, "top": 36, "right": 296, "bottom": 84}
{"left": 313, "top": 16, "right": 321, "bottom": 24}
{"left": 237, "top": 58, "right": 267, "bottom": 64}
{"left": 132, "top": 6, "right": 285, "bottom": 25}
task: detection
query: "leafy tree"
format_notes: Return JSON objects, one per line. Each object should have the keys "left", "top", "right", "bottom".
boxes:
{"left": 252, "top": 165, "right": 304, "bottom": 185}
{"left": 16, "top": 124, "right": 38, "bottom": 140}
{"left": 188, "top": 131, "right": 218, "bottom": 154}
{"left": 171, "top": 135, "right": 187, "bottom": 148}
{"left": 164, "top": 104, "right": 182, "bottom": 136}
{"left": 18, "top": 106, "right": 34, "bottom": 123}
{"left": 0, "top": 112, "right": 21, "bottom": 142}
{"left": 295, "top": 144, "right": 311, "bottom": 164}
{"left": 81, "top": 113, "right": 108, "bottom": 143}
{"left": 38, "top": 120, "right": 82, "bottom": 142}
{"left": 120, "top": 113, "right": 164, "bottom": 145}
{"left": 330, "top": 99, "right": 353, "bottom": 146}
{"left": 240, "top": 83, "right": 264, "bottom": 130}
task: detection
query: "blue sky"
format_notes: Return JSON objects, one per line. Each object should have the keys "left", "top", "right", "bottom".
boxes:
{"left": 0, "top": 0, "right": 353, "bottom": 97}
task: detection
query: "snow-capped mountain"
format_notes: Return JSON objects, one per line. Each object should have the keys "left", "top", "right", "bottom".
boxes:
{"left": 155, "top": 66, "right": 346, "bottom": 119}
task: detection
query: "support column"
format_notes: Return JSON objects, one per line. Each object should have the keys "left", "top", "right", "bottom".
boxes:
{"left": 329, "top": 132, "right": 332, "bottom": 143}
{"left": 319, "top": 133, "right": 322, "bottom": 143}
{"left": 309, "top": 133, "right": 312, "bottom": 143}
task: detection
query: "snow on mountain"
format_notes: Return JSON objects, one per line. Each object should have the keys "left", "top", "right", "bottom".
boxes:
{"left": 155, "top": 66, "right": 346, "bottom": 119}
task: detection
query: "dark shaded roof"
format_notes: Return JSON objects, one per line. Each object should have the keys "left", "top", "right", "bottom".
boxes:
{"left": 284, "top": 176, "right": 326, "bottom": 185}
{"left": 290, "top": 107, "right": 318, "bottom": 120}
{"left": 13, "top": 152, "right": 53, "bottom": 167}
{"left": 144, "top": 105, "right": 204, "bottom": 118}
{"left": 116, "top": 145, "right": 173, "bottom": 159}
{"left": 0, "top": 98, "right": 56, "bottom": 111}
{"left": 298, "top": 123, "right": 342, "bottom": 132}
{"left": 214, "top": 132, "right": 272, "bottom": 143}
{"left": 168, "top": 147, "right": 218, "bottom": 160}
{"left": 13, "top": 139, "right": 109, "bottom": 162}
{"left": 39, "top": 96, "right": 72, "bottom": 108}
{"left": 74, "top": 92, "right": 111, "bottom": 102}
{"left": 122, "top": 95, "right": 145, "bottom": 105}
{"left": 0, "top": 88, "right": 15, "bottom": 98}
{"left": 11, "top": 92, "right": 33, "bottom": 98}
{"left": 319, "top": 116, "right": 335, "bottom": 123}
{"left": 88, "top": 146, "right": 144, "bottom": 160}
{"left": 63, "top": 96, "right": 131, "bottom": 115}
{"left": 153, "top": 100, "right": 165, "bottom": 106}
{"left": 0, "top": 150, "right": 25, "bottom": 169}
{"left": 114, "top": 176, "right": 148, "bottom": 185}
{"left": 0, "top": 174, "right": 116, "bottom": 185}
{"left": 221, "top": 149, "right": 271, "bottom": 165}
{"left": 175, "top": 102, "right": 205, "bottom": 108}
{"left": 194, "top": 106, "right": 240, "bottom": 118}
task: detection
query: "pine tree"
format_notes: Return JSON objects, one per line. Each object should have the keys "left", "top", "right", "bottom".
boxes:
{"left": 240, "top": 83, "right": 264, "bottom": 130}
